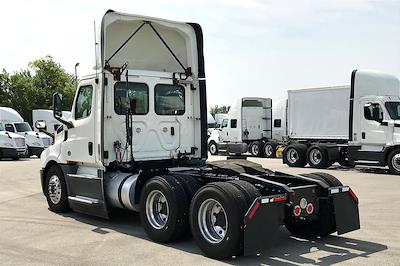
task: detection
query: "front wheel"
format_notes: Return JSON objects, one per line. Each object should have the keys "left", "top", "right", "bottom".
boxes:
{"left": 388, "top": 149, "right": 400, "bottom": 175}
{"left": 44, "top": 165, "right": 70, "bottom": 213}
{"left": 208, "top": 141, "right": 219, "bottom": 155}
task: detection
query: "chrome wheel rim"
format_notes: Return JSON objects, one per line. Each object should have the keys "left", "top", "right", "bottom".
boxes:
{"left": 251, "top": 144, "right": 259, "bottom": 155}
{"left": 209, "top": 143, "right": 217, "bottom": 154}
{"left": 287, "top": 148, "right": 299, "bottom": 164}
{"left": 48, "top": 175, "right": 62, "bottom": 204}
{"left": 146, "top": 190, "right": 169, "bottom": 229}
{"left": 392, "top": 154, "right": 400, "bottom": 171}
{"left": 198, "top": 199, "right": 228, "bottom": 244}
{"left": 265, "top": 144, "right": 273, "bottom": 156}
{"left": 309, "top": 149, "right": 322, "bottom": 165}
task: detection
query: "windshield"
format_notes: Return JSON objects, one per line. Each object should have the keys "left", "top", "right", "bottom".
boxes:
{"left": 14, "top": 122, "right": 32, "bottom": 132}
{"left": 385, "top": 102, "right": 400, "bottom": 120}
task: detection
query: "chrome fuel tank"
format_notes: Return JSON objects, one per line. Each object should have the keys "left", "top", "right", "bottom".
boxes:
{"left": 104, "top": 171, "right": 140, "bottom": 211}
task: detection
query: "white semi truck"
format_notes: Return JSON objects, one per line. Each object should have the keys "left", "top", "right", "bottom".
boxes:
{"left": 283, "top": 70, "right": 400, "bottom": 175}
{"left": 208, "top": 97, "right": 273, "bottom": 157}
{"left": 38, "top": 10, "right": 360, "bottom": 259}
{"left": 0, "top": 107, "right": 53, "bottom": 157}
{"left": 0, "top": 121, "right": 27, "bottom": 159}
{"left": 32, "top": 109, "right": 71, "bottom": 135}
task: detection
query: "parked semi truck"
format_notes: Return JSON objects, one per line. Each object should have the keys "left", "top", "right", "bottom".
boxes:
{"left": 0, "top": 121, "right": 27, "bottom": 159}
{"left": 208, "top": 97, "right": 273, "bottom": 157}
{"left": 39, "top": 10, "right": 360, "bottom": 259}
{"left": 283, "top": 70, "right": 400, "bottom": 174}
{"left": 0, "top": 107, "right": 53, "bottom": 157}
{"left": 32, "top": 109, "right": 71, "bottom": 135}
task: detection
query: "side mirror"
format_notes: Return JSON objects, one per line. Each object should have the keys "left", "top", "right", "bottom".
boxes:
{"left": 53, "top": 93, "right": 63, "bottom": 118}
{"left": 52, "top": 92, "right": 74, "bottom": 129}
{"left": 35, "top": 120, "right": 47, "bottom": 130}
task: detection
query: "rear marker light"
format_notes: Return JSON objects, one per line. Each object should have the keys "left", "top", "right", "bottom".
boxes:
{"left": 271, "top": 195, "right": 287, "bottom": 203}
{"left": 306, "top": 203, "right": 314, "bottom": 214}
{"left": 248, "top": 201, "right": 260, "bottom": 220}
{"left": 310, "top": 188, "right": 316, "bottom": 194}
{"left": 293, "top": 205, "right": 301, "bottom": 216}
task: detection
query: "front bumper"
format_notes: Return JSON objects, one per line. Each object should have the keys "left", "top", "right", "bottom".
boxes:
{"left": 0, "top": 147, "right": 18, "bottom": 158}
{"left": 28, "top": 146, "right": 45, "bottom": 157}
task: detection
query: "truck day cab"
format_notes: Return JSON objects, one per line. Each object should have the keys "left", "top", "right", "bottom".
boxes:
{"left": 0, "top": 121, "right": 27, "bottom": 159}
{"left": 0, "top": 107, "right": 52, "bottom": 157}
{"left": 283, "top": 70, "right": 400, "bottom": 174}
{"left": 39, "top": 11, "right": 360, "bottom": 259}
{"left": 208, "top": 97, "right": 274, "bottom": 157}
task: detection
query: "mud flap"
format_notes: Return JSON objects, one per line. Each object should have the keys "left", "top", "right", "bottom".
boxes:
{"left": 243, "top": 194, "right": 287, "bottom": 255}
{"left": 329, "top": 186, "right": 360, "bottom": 235}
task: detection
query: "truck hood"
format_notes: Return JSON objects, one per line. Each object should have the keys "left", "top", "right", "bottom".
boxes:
{"left": 0, "top": 131, "right": 24, "bottom": 139}
{"left": 100, "top": 10, "right": 204, "bottom": 78}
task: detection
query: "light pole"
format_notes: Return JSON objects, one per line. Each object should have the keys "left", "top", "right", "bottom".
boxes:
{"left": 74, "top": 62, "right": 80, "bottom": 84}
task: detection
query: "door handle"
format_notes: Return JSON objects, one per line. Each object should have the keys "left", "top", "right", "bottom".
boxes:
{"left": 88, "top": 142, "right": 93, "bottom": 155}
{"left": 362, "top": 132, "right": 366, "bottom": 139}
{"left": 170, "top": 127, "right": 175, "bottom": 136}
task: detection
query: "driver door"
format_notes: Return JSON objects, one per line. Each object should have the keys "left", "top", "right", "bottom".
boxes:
{"left": 359, "top": 101, "right": 387, "bottom": 149}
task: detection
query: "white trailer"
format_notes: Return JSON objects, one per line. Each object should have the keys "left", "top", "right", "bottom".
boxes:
{"left": 38, "top": 10, "right": 360, "bottom": 259}
{"left": 0, "top": 107, "right": 52, "bottom": 157}
{"left": 32, "top": 109, "right": 71, "bottom": 135}
{"left": 283, "top": 70, "right": 400, "bottom": 175}
{"left": 208, "top": 97, "right": 274, "bottom": 157}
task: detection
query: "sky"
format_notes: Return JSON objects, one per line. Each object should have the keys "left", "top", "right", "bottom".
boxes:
{"left": 1, "top": 0, "right": 399, "bottom": 108}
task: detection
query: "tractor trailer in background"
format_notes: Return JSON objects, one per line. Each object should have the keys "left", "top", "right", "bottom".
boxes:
{"left": 283, "top": 70, "right": 400, "bottom": 175}
{"left": 0, "top": 121, "right": 27, "bottom": 159}
{"left": 38, "top": 11, "right": 360, "bottom": 259}
{"left": 208, "top": 97, "right": 273, "bottom": 157}
{"left": 0, "top": 107, "right": 53, "bottom": 157}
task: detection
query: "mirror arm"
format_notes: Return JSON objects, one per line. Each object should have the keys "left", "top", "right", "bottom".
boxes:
{"left": 54, "top": 116, "right": 74, "bottom": 129}
{"left": 38, "top": 129, "right": 55, "bottom": 141}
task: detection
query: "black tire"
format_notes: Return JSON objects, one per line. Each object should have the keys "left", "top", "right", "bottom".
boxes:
{"left": 249, "top": 141, "right": 262, "bottom": 157}
{"left": 306, "top": 145, "right": 331, "bottom": 169}
{"left": 190, "top": 182, "right": 248, "bottom": 259}
{"left": 283, "top": 144, "right": 307, "bottom": 167}
{"left": 388, "top": 149, "right": 400, "bottom": 175}
{"left": 227, "top": 180, "right": 261, "bottom": 206}
{"left": 208, "top": 141, "right": 219, "bottom": 155}
{"left": 140, "top": 175, "right": 189, "bottom": 243}
{"left": 172, "top": 174, "right": 202, "bottom": 204}
{"left": 44, "top": 165, "right": 70, "bottom": 213}
{"left": 284, "top": 172, "right": 342, "bottom": 239}
{"left": 263, "top": 142, "right": 277, "bottom": 158}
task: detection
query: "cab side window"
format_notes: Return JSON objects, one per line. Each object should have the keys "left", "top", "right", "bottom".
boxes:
{"left": 75, "top": 85, "right": 93, "bottom": 120}
{"left": 230, "top": 119, "right": 237, "bottom": 128}
{"left": 221, "top": 119, "right": 228, "bottom": 128}
{"left": 5, "top": 124, "right": 14, "bottom": 132}
{"left": 364, "top": 103, "right": 383, "bottom": 122}
{"left": 274, "top": 119, "right": 282, "bottom": 128}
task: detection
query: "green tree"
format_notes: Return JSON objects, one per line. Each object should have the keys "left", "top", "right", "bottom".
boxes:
{"left": 210, "top": 105, "right": 231, "bottom": 117}
{"left": 0, "top": 56, "right": 76, "bottom": 124}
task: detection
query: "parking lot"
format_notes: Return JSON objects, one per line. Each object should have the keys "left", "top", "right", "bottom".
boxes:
{"left": 0, "top": 156, "right": 399, "bottom": 265}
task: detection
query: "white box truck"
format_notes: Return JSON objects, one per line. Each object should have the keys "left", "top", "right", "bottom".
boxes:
{"left": 38, "top": 10, "right": 359, "bottom": 259}
{"left": 207, "top": 97, "right": 273, "bottom": 157}
{"left": 283, "top": 70, "right": 400, "bottom": 174}
{"left": 0, "top": 107, "right": 53, "bottom": 157}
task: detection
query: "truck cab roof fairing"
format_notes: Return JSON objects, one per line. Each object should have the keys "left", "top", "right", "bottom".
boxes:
{"left": 100, "top": 10, "right": 200, "bottom": 77}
